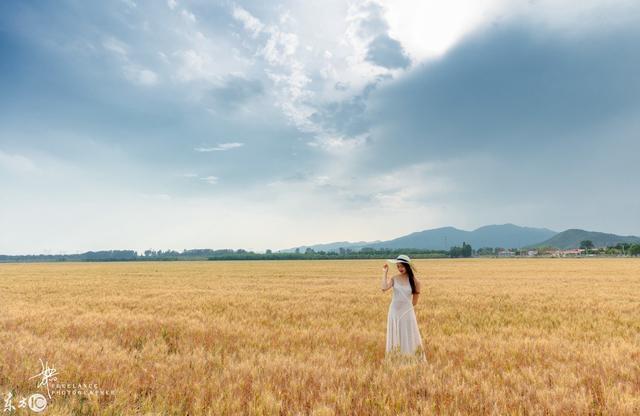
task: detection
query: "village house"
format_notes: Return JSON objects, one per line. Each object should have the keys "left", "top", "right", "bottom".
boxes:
{"left": 552, "top": 248, "right": 585, "bottom": 257}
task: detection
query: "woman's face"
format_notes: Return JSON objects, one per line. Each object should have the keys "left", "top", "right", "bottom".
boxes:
{"left": 396, "top": 262, "right": 406, "bottom": 274}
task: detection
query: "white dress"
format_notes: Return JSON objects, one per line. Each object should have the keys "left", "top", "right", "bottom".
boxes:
{"left": 386, "top": 278, "right": 426, "bottom": 360}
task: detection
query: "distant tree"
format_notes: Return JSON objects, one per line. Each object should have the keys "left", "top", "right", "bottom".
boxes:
{"left": 462, "top": 242, "right": 472, "bottom": 257}
{"left": 294, "top": 248, "right": 300, "bottom": 254}
{"left": 580, "top": 240, "right": 594, "bottom": 254}
{"left": 449, "top": 242, "right": 473, "bottom": 258}
{"left": 605, "top": 247, "right": 619, "bottom": 255}
{"left": 630, "top": 244, "right": 640, "bottom": 256}
{"left": 616, "top": 242, "right": 632, "bottom": 255}
{"left": 476, "top": 247, "right": 495, "bottom": 256}
{"left": 580, "top": 240, "right": 594, "bottom": 250}
{"left": 266, "top": 249, "right": 272, "bottom": 254}
{"left": 305, "top": 247, "right": 315, "bottom": 254}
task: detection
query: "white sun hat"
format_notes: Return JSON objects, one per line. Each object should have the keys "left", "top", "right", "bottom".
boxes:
{"left": 386, "top": 254, "right": 418, "bottom": 271}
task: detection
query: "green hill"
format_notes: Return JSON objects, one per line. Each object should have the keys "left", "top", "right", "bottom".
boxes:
{"left": 526, "top": 229, "right": 640, "bottom": 249}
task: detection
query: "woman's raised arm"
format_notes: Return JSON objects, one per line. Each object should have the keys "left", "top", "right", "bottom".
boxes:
{"left": 381, "top": 263, "right": 393, "bottom": 291}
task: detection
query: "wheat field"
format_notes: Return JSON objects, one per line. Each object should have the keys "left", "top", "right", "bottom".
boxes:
{"left": 0, "top": 258, "right": 639, "bottom": 415}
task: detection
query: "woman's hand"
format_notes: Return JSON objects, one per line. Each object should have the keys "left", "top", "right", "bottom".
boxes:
{"left": 381, "top": 263, "right": 391, "bottom": 291}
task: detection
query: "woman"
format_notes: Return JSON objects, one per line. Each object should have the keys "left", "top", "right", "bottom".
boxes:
{"left": 381, "top": 254, "right": 426, "bottom": 361}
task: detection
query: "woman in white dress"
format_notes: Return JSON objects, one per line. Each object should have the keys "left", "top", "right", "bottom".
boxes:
{"left": 381, "top": 254, "right": 426, "bottom": 361}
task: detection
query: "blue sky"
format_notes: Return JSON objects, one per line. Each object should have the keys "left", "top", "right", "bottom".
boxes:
{"left": 1, "top": 0, "right": 639, "bottom": 254}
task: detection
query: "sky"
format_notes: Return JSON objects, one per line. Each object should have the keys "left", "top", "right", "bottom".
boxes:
{"left": 1, "top": 0, "right": 639, "bottom": 254}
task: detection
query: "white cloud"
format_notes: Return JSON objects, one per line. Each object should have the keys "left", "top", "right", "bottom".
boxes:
{"left": 102, "top": 37, "right": 128, "bottom": 56}
{"left": 313, "top": 175, "right": 330, "bottom": 186}
{"left": 102, "top": 36, "right": 158, "bottom": 86}
{"left": 378, "top": 0, "right": 639, "bottom": 62}
{"left": 230, "top": 1, "right": 406, "bottom": 154}
{"left": 179, "top": 172, "right": 221, "bottom": 185}
{"left": 232, "top": 6, "right": 265, "bottom": 38}
{"left": 306, "top": 133, "right": 369, "bottom": 154}
{"left": 170, "top": 31, "right": 250, "bottom": 84}
{"left": 366, "top": 161, "right": 455, "bottom": 210}
{"left": 123, "top": 65, "right": 158, "bottom": 86}
{"left": 157, "top": 51, "right": 169, "bottom": 63}
{"left": 167, "top": 0, "right": 177, "bottom": 10}
{"left": 194, "top": 142, "right": 244, "bottom": 152}
{"left": 174, "top": 49, "right": 209, "bottom": 82}
{"left": 121, "top": 0, "right": 137, "bottom": 8}
{"left": 339, "top": 2, "right": 403, "bottom": 80}
{"left": 232, "top": 7, "right": 321, "bottom": 137}
{"left": 260, "top": 28, "right": 299, "bottom": 66}
{"left": 200, "top": 175, "right": 219, "bottom": 184}
{"left": 182, "top": 9, "right": 196, "bottom": 23}
{"left": 0, "top": 150, "right": 37, "bottom": 174}
{"left": 376, "top": 0, "right": 499, "bottom": 60}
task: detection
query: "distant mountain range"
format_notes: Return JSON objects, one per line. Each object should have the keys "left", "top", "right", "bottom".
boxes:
{"left": 279, "top": 224, "right": 640, "bottom": 252}
{"left": 283, "top": 240, "right": 384, "bottom": 252}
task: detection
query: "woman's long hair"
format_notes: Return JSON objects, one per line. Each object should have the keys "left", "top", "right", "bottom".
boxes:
{"left": 402, "top": 262, "right": 418, "bottom": 294}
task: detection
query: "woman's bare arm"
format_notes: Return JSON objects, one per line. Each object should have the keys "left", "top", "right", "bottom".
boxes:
{"left": 381, "top": 264, "right": 394, "bottom": 291}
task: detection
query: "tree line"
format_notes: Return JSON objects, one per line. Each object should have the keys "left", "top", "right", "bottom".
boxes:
{"left": 4, "top": 241, "right": 637, "bottom": 263}
{"left": 0, "top": 245, "right": 475, "bottom": 262}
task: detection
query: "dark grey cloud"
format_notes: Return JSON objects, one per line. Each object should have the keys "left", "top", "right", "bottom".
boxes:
{"left": 206, "top": 75, "right": 264, "bottom": 112}
{"left": 315, "top": 19, "right": 640, "bottom": 234}
{"left": 310, "top": 76, "right": 389, "bottom": 136}
{"left": 350, "top": 1, "right": 410, "bottom": 70}
{"left": 363, "top": 22, "right": 640, "bottom": 165}
{"left": 365, "top": 33, "right": 411, "bottom": 69}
